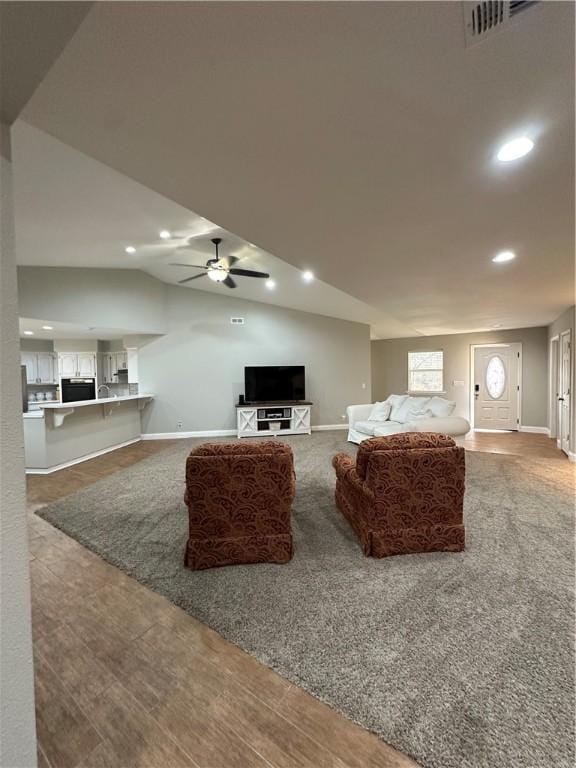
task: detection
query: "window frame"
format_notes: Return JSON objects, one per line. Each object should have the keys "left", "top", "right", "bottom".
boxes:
{"left": 407, "top": 350, "right": 445, "bottom": 394}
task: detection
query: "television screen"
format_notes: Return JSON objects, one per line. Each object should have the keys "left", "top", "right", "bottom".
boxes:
{"left": 244, "top": 366, "right": 305, "bottom": 402}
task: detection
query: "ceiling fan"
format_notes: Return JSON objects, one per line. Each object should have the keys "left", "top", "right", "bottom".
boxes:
{"left": 170, "top": 238, "right": 269, "bottom": 289}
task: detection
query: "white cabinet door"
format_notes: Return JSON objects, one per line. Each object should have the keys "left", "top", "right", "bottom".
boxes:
{"left": 59, "top": 353, "right": 78, "bottom": 377}
{"left": 21, "top": 352, "right": 38, "bottom": 384}
{"left": 102, "top": 354, "right": 113, "bottom": 383}
{"left": 37, "top": 353, "right": 57, "bottom": 384}
{"left": 77, "top": 353, "right": 96, "bottom": 378}
{"left": 115, "top": 351, "right": 128, "bottom": 371}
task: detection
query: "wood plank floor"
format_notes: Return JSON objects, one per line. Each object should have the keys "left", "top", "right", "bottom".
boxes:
{"left": 27, "top": 432, "right": 569, "bottom": 768}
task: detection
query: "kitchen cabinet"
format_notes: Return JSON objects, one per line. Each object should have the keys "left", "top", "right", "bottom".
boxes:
{"left": 58, "top": 352, "right": 97, "bottom": 378}
{"left": 77, "top": 353, "right": 97, "bottom": 377}
{"left": 102, "top": 351, "right": 127, "bottom": 383}
{"left": 21, "top": 352, "right": 58, "bottom": 385}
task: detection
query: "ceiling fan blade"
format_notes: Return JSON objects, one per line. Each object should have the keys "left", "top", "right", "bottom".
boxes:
{"left": 178, "top": 273, "right": 208, "bottom": 284}
{"left": 170, "top": 263, "right": 208, "bottom": 269}
{"left": 228, "top": 268, "right": 270, "bottom": 278}
{"left": 223, "top": 275, "right": 237, "bottom": 289}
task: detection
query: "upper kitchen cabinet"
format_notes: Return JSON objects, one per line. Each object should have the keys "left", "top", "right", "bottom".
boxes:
{"left": 21, "top": 352, "right": 58, "bottom": 384}
{"left": 58, "top": 352, "right": 97, "bottom": 378}
{"left": 102, "top": 351, "right": 128, "bottom": 383}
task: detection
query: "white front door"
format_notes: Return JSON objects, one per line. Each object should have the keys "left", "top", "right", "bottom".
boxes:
{"left": 559, "top": 331, "right": 571, "bottom": 455}
{"left": 474, "top": 344, "right": 520, "bottom": 430}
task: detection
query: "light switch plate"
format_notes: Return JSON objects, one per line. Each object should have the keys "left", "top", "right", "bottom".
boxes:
{"left": 452, "top": 380, "right": 465, "bottom": 387}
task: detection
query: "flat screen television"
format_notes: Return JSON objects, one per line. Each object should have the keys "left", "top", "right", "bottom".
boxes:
{"left": 244, "top": 366, "right": 305, "bottom": 403}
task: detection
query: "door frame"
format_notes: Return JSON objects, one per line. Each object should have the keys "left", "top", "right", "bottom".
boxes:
{"left": 549, "top": 335, "right": 559, "bottom": 440}
{"left": 469, "top": 343, "right": 522, "bottom": 431}
{"left": 559, "top": 329, "right": 572, "bottom": 455}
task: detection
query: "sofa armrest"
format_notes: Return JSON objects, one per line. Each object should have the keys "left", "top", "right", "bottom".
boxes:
{"left": 346, "top": 403, "right": 373, "bottom": 425}
{"left": 406, "top": 416, "right": 471, "bottom": 436}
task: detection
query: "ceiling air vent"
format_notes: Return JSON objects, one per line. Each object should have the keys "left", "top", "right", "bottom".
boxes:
{"left": 230, "top": 317, "right": 245, "bottom": 325}
{"left": 463, "top": 1, "right": 539, "bottom": 46}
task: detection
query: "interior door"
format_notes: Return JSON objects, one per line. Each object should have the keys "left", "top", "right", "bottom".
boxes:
{"left": 559, "top": 331, "right": 571, "bottom": 455}
{"left": 474, "top": 344, "right": 520, "bottom": 430}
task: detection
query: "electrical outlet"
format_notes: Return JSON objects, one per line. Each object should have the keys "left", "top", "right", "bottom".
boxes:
{"left": 177, "top": 421, "right": 183, "bottom": 430}
{"left": 341, "top": 414, "right": 346, "bottom": 420}
{"left": 361, "top": 382, "right": 367, "bottom": 389}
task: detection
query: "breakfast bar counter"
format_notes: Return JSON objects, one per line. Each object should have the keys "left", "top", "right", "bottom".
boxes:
{"left": 23, "top": 394, "right": 154, "bottom": 474}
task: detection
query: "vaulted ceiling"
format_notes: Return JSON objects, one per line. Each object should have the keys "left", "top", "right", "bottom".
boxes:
{"left": 8, "top": 1, "right": 576, "bottom": 336}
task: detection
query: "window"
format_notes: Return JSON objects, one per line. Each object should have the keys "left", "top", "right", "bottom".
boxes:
{"left": 408, "top": 350, "right": 444, "bottom": 393}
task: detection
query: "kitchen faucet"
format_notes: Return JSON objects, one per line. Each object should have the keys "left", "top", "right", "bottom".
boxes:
{"left": 97, "top": 384, "right": 111, "bottom": 398}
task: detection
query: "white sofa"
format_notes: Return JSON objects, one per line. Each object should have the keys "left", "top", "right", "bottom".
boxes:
{"left": 347, "top": 394, "right": 470, "bottom": 444}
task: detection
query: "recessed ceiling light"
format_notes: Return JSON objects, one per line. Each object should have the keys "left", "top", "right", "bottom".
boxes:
{"left": 302, "top": 270, "right": 314, "bottom": 282}
{"left": 159, "top": 230, "right": 171, "bottom": 240}
{"left": 497, "top": 137, "right": 534, "bottom": 162}
{"left": 23, "top": 330, "right": 34, "bottom": 335}
{"left": 125, "top": 246, "right": 136, "bottom": 254}
{"left": 265, "top": 279, "right": 276, "bottom": 290}
{"left": 42, "top": 325, "right": 53, "bottom": 330}
{"left": 492, "top": 250, "right": 516, "bottom": 263}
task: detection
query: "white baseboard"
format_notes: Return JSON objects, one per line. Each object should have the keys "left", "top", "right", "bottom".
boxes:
{"left": 568, "top": 451, "right": 576, "bottom": 463}
{"left": 25, "top": 437, "right": 141, "bottom": 475}
{"left": 519, "top": 426, "right": 550, "bottom": 436}
{"left": 142, "top": 424, "right": 348, "bottom": 440}
{"left": 142, "top": 429, "right": 236, "bottom": 440}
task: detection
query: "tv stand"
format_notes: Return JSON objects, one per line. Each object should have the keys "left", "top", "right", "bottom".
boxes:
{"left": 236, "top": 402, "right": 312, "bottom": 438}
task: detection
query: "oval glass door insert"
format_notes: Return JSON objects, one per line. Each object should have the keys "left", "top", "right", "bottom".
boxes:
{"left": 486, "top": 355, "right": 506, "bottom": 399}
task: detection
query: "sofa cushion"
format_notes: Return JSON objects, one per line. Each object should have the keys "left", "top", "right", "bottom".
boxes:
{"left": 354, "top": 420, "right": 381, "bottom": 436}
{"left": 373, "top": 422, "right": 410, "bottom": 437}
{"left": 368, "top": 401, "right": 391, "bottom": 421}
{"left": 393, "top": 396, "right": 431, "bottom": 423}
{"left": 428, "top": 396, "right": 456, "bottom": 418}
{"left": 405, "top": 406, "right": 434, "bottom": 422}
{"left": 388, "top": 394, "right": 410, "bottom": 421}
{"left": 355, "top": 432, "right": 457, "bottom": 480}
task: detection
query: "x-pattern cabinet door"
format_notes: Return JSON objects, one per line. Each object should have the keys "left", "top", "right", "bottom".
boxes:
{"left": 293, "top": 406, "right": 310, "bottom": 431}
{"left": 238, "top": 408, "right": 257, "bottom": 435}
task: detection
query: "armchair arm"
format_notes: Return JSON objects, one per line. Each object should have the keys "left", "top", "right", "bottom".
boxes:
{"left": 346, "top": 403, "right": 373, "bottom": 425}
{"left": 332, "top": 452, "right": 356, "bottom": 480}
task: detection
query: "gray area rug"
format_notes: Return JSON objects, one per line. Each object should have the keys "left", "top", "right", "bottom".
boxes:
{"left": 37, "top": 432, "right": 575, "bottom": 768}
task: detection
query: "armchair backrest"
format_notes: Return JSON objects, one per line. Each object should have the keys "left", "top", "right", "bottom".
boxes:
{"left": 185, "top": 441, "right": 296, "bottom": 511}
{"left": 355, "top": 433, "right": 457, "bottom": 480}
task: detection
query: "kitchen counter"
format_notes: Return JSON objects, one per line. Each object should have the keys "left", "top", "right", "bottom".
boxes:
{"left": 24, "top": 394, "right": 154, "bottom": 474}
{"left": 38, "top": 394, "right": 153, "bottom": 410}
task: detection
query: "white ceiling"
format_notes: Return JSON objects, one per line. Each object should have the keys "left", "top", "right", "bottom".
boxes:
{"left": 12, "top": 121, "right": 415, "bottom": 338}
{"left": 15, "top": 1, "right": 576, "bottom": 336}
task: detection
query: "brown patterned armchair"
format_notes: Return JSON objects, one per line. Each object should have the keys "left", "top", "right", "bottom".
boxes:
{"left": 332, "top": 433, "right": 465, "bottom": 558}
{"left": 184, "top": 441, "right": 296, "bottom": 570}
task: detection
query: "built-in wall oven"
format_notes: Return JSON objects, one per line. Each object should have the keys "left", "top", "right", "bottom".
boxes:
{"left": 61, "top": 378, "right": 96, "bottom": 403}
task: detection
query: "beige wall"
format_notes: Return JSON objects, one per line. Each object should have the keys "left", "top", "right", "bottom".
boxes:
{"left": 20, "top": 337, "right": 54, "bottom": 352}
{"left": 1, "top": 126, "right": 37, "bottom": 767}
{"left": 17, "top": 267, "right": 372, "bottom": 433}
{"left": 371, "top": 327, "right": 548, "bottom": 428}
{"left": 139, "top": 286, "right": 371, "bottom": 433}
{"left": 18, "top": 266, "right": 167, "bottom": 334}
{"left": 548, "top": 305, "right": 576, "bottom": 454}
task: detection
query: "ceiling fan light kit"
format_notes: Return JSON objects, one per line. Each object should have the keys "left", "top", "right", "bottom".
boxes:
{"left": 171, "top": 237, "right": 270, "bottom": 289}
